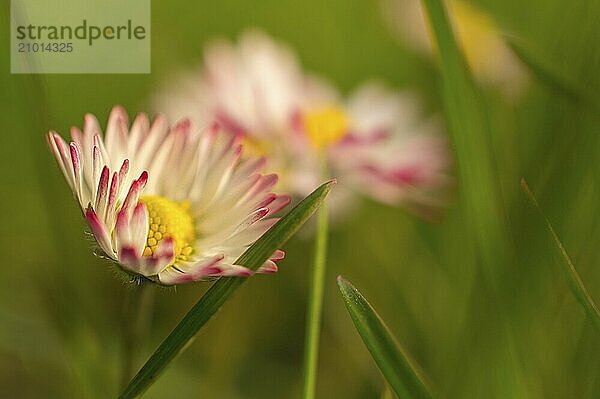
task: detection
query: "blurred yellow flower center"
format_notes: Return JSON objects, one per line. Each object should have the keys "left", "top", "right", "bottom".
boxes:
{"left": 449, "top": 0, "right": 497, "bottom": 71}
{"left": 303, "top": 106, "right": 349, "bottom": 150}
{"left": 139, "top": 195, "right": 195, "bottom": 263}
{"left": 242, "top": 135, "right": 272, "bottom": 157}
{"left": 423, "top": 1, "right": 498, "bottom": 73}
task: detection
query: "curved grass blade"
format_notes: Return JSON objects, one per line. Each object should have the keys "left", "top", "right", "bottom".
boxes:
{"left": 119, "top": 180, "right": 336, "bottom": 399}
{"left": 337, "top": 276, "right": 434, "bottom": 399}
{"left": 521, "top": 179, "right": 600, "bottom": 333}
{"left": 505, "top": 38, "right": 597, "bottom": 108}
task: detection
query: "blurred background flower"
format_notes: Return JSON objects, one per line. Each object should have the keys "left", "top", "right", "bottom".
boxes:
{"left": 155, "top": 30, "right": 450, "bottom": 218}
{"left": 381, "top": 0, "right": 528, "bottom": 98}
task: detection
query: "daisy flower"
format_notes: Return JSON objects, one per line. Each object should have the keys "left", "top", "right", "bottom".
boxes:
{"left": 317, "top": 82, "right": 450, "bottom": 208}
{"left": 381, "top": 0, "right": 528, "bottom": 98}
{"left": 154, "top": 30, "right": 449, "bottom": 214}
{"left": 47, "top": 106, "right": 290, "bottom": 285}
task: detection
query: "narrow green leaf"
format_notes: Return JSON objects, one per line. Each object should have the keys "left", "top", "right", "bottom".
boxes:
{"left": 418, "top": 2, "right": 527, "bottom": 395}
{"left": 119, "top": 180, "right": 336, "bottom": 399}
{"left": 302, "top": 155, "right": 330, "bottom": 399}
{"left": 337, "top": 276, "right": 434, "bottom": 399}
{"left": 521, "top": 179, "right": 600, "bottom": 333}
{"left": 419, "top": 0, "right": 508, "bottom": 272}
{"left": 505, "top": 37, "right": 596, "bottom": 108}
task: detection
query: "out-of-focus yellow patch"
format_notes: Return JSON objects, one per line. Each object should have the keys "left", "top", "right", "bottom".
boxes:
{"left": 242, "top": 135, "right": 272, "bottom": 157}
{"left": 425, "top": 0, "right": 499, "bottom": 73}
{"left": 139, "top": 195, "right": 195, "bottom": 264}
{"left": 303, "top": 106, "right": 349, "bottom": 150}
{"left": 450, "top": 0, "right": 498, "bottom": 73}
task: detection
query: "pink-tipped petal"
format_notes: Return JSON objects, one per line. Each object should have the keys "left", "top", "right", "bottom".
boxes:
{"left": 83, "top": 113, "right": 102, "bottom": 137}
{"left": 92, "top": 134, "right": 108, "bottom": 156}
{"left": 105, "top": 106, "right": 129, "bottom": 156}
{"left": 336, "top": 130, "right": 389, "bottom": 146}
{"left": 257, "top": 260, "right": 278, "bottom": 273}
{"left": 134, "top": 114, "right": 169, "bottom": 168}
{"left": 138, "top": 170, "right": 149, "bottom": 187}
{"left": 92, "top": 146, "right": 101, "bottom": 190}
{"left": 70, "top": 126, "right": 83, "bottom": 144}
{"left": 118, "top": 158, "right": 130, "bottom": 182}
{"left": 94, "top": 165, "right": 110, "bottom": 215}
{"left": 142, "top": 237, "right": 175, "bottom": 276}
{"left": 121, "top": 171, "right": 148, "bottom": 215}
{"left": 266, "top": 195, "right": 291, "bottom": 216}
{"left": 69, "top": 142, "right": 80, "bottom": 171}
{"left": 173, "top": 118, "right": 192, "bottom": 134}
{"left": 69, "top": 142, "right": 84, "bottom": 206}
{"left": 236, "top": 156, "right": 267, "bottom": 179}
{"left": 85, "top": 208, "right": 113, "bottom": 256}
{"left": 247, "top": 208, "right": 269, "bottom": 226}
{"left": 129, "top": 112, "right": 150, "bottom": 151}
{"left": 51, "top": 132, "right": 71, "bottom": 167}
{"left": 256, "top": 193, "right": 277, "bottom": 209}
{"left": 270, "top": 249, "right": 285, "bottom": 262}
{"left": 236, "top": 174, "right": 279, "bottom": 207}
{"left": 130, "top": 203, "right": 149, "bottom": 257}
{"left": 106, "top": 171, "right": 119, "bottom": 222}
{"left": 119, "top": 246, "right": 142, "bottom": 273}
{"left": 362, "top": 164, "right": 424, "bottom": 187}
{"left": 157, "top": 255, "right": 225, "bottom": 285}
{"left": 47, "top": 132, "right": 74, "bottom": 187}
{"left": 115, "top": 209, "right": 131, "bottom": 248}
{"left": 219, "top": 264, "right": 254, "bottom": 277}
{"left": 115, "top": 158, "right": 130, "bottom": 199}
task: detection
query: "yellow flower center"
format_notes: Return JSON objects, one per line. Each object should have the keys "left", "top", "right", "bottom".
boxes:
{"left": 138, "top": 195, "right": 195, "bottom": 263}
{"left": 420, "top": 0, "right": 499, "bottom": 75}
{"left": 303, "top": 106, "right": 349, "bottom": 150}
{"left": 450, "top": 0, "right": 498, "bottom": 72}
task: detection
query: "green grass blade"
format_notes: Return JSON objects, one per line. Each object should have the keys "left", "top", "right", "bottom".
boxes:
{"left": 118, "top": 180, "right": 336, "bottom": 399}
{"left": 521, "top": 179, "right": 600, "bottom": 333}
{"left": 337, "top": 276, "right": 434, "bottom": 399}
{"left": 302, "top": 155, "right": 330, "bottom": 399}
{"left": 505, "top": 37, "right": 596, "bottom": 108}
{"left": 419, "top": 2, "right": 527, "bottom": 395}
{"left": 419, "top": 0, "right": 507, "bottom": 270}
{"left": 300, "top": 197, "right": 328, "bottom": 399}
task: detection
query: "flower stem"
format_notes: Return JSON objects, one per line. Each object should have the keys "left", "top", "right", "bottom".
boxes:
{"left": 302, "top": 156, "right": 330, "bottom": 399}
{"left": 120, "top": 282, "right": 155, "bottom": 390}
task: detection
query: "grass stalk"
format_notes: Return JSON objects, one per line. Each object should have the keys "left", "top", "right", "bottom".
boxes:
{"left": 302, "top": 155, "right": 330, "bottom": 399}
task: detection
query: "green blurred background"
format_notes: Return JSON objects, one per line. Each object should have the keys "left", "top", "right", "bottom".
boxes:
{"left": 1, "top": 0, "right": 600, "bottom": 397}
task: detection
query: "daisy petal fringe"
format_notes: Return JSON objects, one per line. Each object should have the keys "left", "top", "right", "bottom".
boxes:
{"left": 47, "top": 106, "right": 290, "bottom": 285}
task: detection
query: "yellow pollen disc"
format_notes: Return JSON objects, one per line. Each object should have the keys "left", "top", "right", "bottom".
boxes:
{"left": 138, "top": 195, "right": 195, "bottom": 264}
{"left": 303, "top": 106, "right": 349, "bottom": 150}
